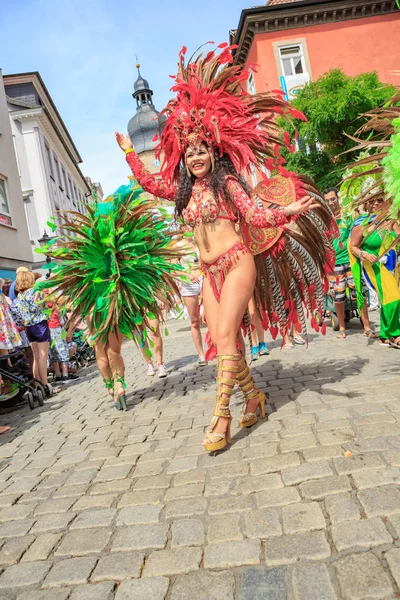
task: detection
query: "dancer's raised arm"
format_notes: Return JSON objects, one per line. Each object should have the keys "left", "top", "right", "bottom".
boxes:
{"left": 115, "top": 133, "right": 177, "bottom": 201}
{"left": 226, "top": 178, "right": 319, "bottom": 228}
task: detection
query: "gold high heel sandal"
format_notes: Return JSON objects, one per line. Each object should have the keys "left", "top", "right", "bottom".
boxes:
{"left": 236, "top": 353, "right": 266, "bottom": 428}
{"left": 203, "top": 353, "right": 239, "bottom": 453}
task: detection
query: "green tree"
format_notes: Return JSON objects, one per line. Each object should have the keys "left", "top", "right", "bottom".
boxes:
{"left": 280, "top": 69, "right": 395, "bottom": 191}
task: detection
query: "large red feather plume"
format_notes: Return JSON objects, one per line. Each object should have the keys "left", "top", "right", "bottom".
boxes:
{"left": 155, "top": 42, "right": 305, "bottom": 182}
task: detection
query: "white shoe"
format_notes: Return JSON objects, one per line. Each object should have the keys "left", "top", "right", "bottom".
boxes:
{"left": 198, "top": 356, "right": 207, "bottom": 367}
{"left": 146, "top": 363, "right": 155, "bottom": 376}
{"left": 157, "top": 364, "right": 167, "bottom": 378}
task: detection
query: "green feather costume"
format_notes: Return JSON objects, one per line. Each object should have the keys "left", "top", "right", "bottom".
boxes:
{"left": 35, "top": 180, "right": 186, "bottom": 343}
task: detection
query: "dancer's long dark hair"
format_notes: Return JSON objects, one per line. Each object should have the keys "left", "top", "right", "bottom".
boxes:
{"left": 175, "top": 152, "right": 250, "bottom": 219}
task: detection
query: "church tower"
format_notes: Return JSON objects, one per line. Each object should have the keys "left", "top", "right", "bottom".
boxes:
{"left": 127, "top": 62, "right": 166, "bottom": 175}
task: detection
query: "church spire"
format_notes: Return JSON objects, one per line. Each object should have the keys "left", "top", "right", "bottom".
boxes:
{"left": 133, "top": 60, "right": 154, "bottom": 110}
{"left": 128, "top": 59, "right": 166, "bottom": 154}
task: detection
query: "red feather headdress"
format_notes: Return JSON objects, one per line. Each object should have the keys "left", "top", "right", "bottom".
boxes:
{"left": 153, "top": 42, "right": 305, "bottom": 182}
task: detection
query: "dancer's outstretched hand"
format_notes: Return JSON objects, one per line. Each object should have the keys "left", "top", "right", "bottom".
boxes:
{"left": 115, "top": 132, "right": 133, "bottom": 152}
{"left": 284, "top": 195, "right": 319, "bottom": 217}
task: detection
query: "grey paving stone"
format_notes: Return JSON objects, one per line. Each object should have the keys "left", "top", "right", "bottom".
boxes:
{"left": 171, "top": 570, "right": 235, "bottom": 600}
{"left": 171, "top": 519, "right": 204, "bottom": 547}
{"left": 53, "top": 485, "right": 90, "bottom": 499}
{"left": 282, "top": 502, "right": 325, "bottom": 534}
{"left": 70, "top": 582, "right": 115, "bottom": 600}
{"left": 299, "top": 476, "right": 351, "bottom": 500}
{"left": 0, "top": 519, "right": 35, "bottom": 539}
{"left": 0, "top": 535, "right": 35, "bottom": 565}
{"left": 206, "top": 515, "right": 243, "bottom": 544}
{"left": 244, "top": 508, "right": 282, "bottom": 539}
{"left": 265, "top": 531, "right": 330, "bottom": 566}
{"left": 133, "top": 460, "right": 165, "bottom": 477}
{"left": 21, "top": 533, "right": 62, "bottom": 562}
{"left": 0, "top": 504, "right": 35, "bottom": 523}
{"left": 204, "top": 539, "right": 261, "bottom": 569}
{"left": 358, "top": 485, "right": 400, "bottom": 517}
{"left": 249, "top": 452, "right": 300, "bottom": 476}
{"left": 43, "top": 557, "right": 98, "bottom": 588}
{"left": 281, "top": 461, "right": 332, "bottom": 486}
{"left": 331, "top": 517, "right": 392, "bottom": 552}
{"left": 118, "top": 489, "right": 165, "bottom": 507}
{"left": 388, "top": 513, "right": 400, "bottom": 537}
{"left": 292, "top": 563, "right": 336, "bottom": 600}
{"left": 133, "top": 475, "right": 171, "bottom": 490}
{"left": 0, "top": 561, "right": 52, "bottom": 593}
{"left": 165, "top": 456, "right": 198, "bottom": 475}
{"left": 324, "top": 494, "right": 361, "bottom": 523}
{"left": 115, "top": 577, "right": 169, "bottom": 600}
{"left": 173, "top": 470, "right": 205, "bottom": 487}
{"left": 93, "top": 464, "right": 132, "bottom": 483}
{"left": 143, "top": 546, "right": 202, "bottom": 577}
{"left": 116, "top": 505, "right": 162, "bottom": 525}
{"left": 165, "top": 483, "right": 204, "bottom": 502}
{"left": 90, "top": 479, "right": 131, "bottom": 496}
{"left": 334, "top": 552, "right": 394, "bottom": 600}
{"left": 91, "top": 551, "right": 144, "bottom": 582}
{"left": 55, "top": 528, "right": 112, "bottom": 557}
{"left": 280, "top": 433, "right": 316, "bottom": 453}
{"left": 352, "top": 467, "right": 400, "bottom": 490}
{"left": 255, "top": 487, "right": 300, "bottom": 508}
{"left": 111, "top": 524, "right": 169, "bottom": 552}
{"left": 70, "top": 509, "right": 116, "bottom": 529}
{"left": 16, "top": 591, "right": 71, "bottom": 600}
{"left": 31, "top": 513, "right": 75, "bottom": 534}
{"left": 232, "top": 474, "right": 283, "bottom": 495}
{"left": 166, "top": 498, "right": 207, "bottom": 519}
{"left": 34, "top": 498, "right": 75, "bottom": 516}
{"left": 73, "top": 495, "right": 115, "bottom": 511}
{"left": 240, "top": 567, "right": 286, "bottom": 600}
{"left": 333, "top": 454, "right": 386, "bottom": 475}
{"left": 385, "top": 548, "right": 400, "bottom": 589}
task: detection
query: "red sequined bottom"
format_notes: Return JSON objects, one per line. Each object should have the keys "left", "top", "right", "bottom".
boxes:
{"left": 201, "top": 242, "right": 250, "bottom": 302}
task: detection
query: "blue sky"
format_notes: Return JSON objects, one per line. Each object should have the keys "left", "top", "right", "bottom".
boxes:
{"left": 1, "top": 0, "right": 247, "bottom": 194}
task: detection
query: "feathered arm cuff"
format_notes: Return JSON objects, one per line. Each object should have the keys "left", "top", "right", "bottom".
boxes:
{"left": 227, "top": 178, "right": 289, "bottom": 228}
{"left": 125, "top": 150, "right": 177, "bottom": 201}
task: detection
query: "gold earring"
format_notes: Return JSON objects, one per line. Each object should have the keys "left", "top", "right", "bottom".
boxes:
{"left": 186, "top": 163, "right": 191, "bottom": 178}
{"left": 210, "top": 152, "right": 215, "bottom": 173}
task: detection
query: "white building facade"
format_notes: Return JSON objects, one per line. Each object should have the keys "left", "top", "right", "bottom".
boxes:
{"left": 0, "top": 69, "right": 32, "bottom": 279}
{"left": 4, "top": 72, "right": 93, "bottom": 265}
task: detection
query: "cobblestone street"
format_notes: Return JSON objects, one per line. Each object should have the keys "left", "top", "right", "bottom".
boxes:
{"left": 0, "top": 315, "right": 399, "bottom": 599}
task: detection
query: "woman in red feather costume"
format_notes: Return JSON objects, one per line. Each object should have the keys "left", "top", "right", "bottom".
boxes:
{"left": 116, "top": 42, "right": 336, "bottom": 454}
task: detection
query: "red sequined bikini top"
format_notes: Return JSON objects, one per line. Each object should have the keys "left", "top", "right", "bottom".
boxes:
{"left": 182, "top": 177, "right": 237, "bottom": 227}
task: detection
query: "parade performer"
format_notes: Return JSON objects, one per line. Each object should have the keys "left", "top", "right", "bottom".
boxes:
{"left": 116, "top": 42, "right": 336, "bottom": 452}
{"left": 344, "top": 95, "right": 400, "bottom": 348}
{"left": 36, "top": 180, "right": 185, "bottom": 410}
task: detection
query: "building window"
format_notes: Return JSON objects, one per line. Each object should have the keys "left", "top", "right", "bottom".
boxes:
{"left": 0, "top": 177, "right": 12, "bottom": 226}
{"left": 68, "top": 177, "right": 74, "bottom": 203}
{"left": 53, "top": 154, "right": 62, "bottom": 189}
{"left": 247, "top": 71, "right": 256, "bottom": 95}
{"left": 62, "top": 168, "right": 69, "bottom": 197}
{"left": 73, "top": 184, "right": 78, "bottom": 205}
{"left": 279, "top": 45, "right": 305, "bottom": 77}
{"left": 45, "top": 143, "right": 55, "bottom": 179}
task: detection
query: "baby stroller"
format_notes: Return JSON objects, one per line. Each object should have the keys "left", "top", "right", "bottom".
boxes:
{"left": 315, "top": 288, "right": 363, "bottom": 331}
{"left": 0, "top": 350, "right": 47, "bottom": 410}
{"left": 71, "top": 330, "right": 96, "bottom": 369}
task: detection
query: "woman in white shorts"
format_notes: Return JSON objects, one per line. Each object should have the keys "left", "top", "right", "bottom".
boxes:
{"left": 179, "top": 240, "right": 207, "bottom": 366}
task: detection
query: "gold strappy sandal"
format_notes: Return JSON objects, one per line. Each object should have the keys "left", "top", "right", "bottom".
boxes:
{"left": 203, "top": 353, "right": 239, "bottom": 453}
{"left": 236, "top": 353, "right": 266, "bottom": 428}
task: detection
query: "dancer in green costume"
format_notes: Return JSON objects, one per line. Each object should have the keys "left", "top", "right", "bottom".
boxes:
{"left": 36, "top": 179, "right": 186, "bottom": 408}
{"left": 344, "top": 93, "right": 400, "bottom": 348}
{"left": 349, "top": 200, "right": 400, "bottom": 347}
